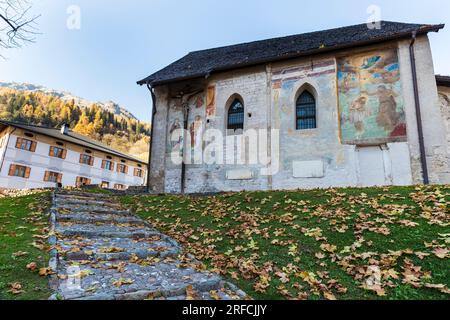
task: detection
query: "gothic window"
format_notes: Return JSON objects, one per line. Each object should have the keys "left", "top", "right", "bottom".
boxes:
{"left": 296, "top": 91, "right": 317, "bottom": 130}
{"left": 227, "top": 98, "right": 244, "bottom": 132}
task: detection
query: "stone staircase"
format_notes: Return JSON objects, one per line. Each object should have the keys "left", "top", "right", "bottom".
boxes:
{"left": 48, "top": 190, "right": 246, "bottom": 300}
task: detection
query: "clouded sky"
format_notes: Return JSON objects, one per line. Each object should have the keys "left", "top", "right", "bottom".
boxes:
{"left": 1, "top": 0, "right": 449, "bottom": 122}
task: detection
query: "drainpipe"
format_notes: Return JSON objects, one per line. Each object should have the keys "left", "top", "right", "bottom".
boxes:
{"left": 409, "top": 31, "right": 430, "bottom": 185}
{"left": 181, "top": 101, "right": 190, "bottom": 194}
{"left": 146, "top": 82, "right": 157, "bottom": 192}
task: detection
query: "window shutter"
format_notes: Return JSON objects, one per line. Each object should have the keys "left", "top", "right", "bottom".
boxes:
{"left": 134, "top": 168, "right": 138, "bottom": 176}
{"left": 8, "top": 164, "right": 16, "bottom": 176}
{"left": 79, "top": 154, "right": 84, "bottom": 164}
{"left": 76, "top": 176, "right": 81, "bottom": 187}
{"left": 30, "top": 141, "right": 37, "bottom": 152}
{"left": 15, "top": 138, "right": 22, "bottom": 149}
{"left": 89, "top": 157, "right": 94, "bottom": 166}
{"left": 101, "top": 160, "right": 105, "bottom": 169}
{"left": 49, "top": 146, "right": 54, "bottom": 157}
{"left": 62, "top": 149, "right": 67, "bottom": 159}
{"left": 111, "top": 162, "right": 115, "bottom": 171}
{"left": 87, "top": 178, "right": 92, "bottom": 185}
{"left": 44, "top": 171, "right": 50, "bottom": 182}
{"left": 24, "top": 167, "right": 31, "bottom": 179}
{"left": 57, "top": 174, "right": 63, "bottom": 184}
{"left": 124, "top": 166, "right": 128, "bottom": 174}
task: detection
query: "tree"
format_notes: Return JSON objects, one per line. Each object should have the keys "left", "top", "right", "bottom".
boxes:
{"left": 0, "top": 0, "right": 40, "bottom": 53}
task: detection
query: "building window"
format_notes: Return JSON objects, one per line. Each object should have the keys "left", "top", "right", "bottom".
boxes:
{"left": 16, "top": 138, "right": 36, "bottom": 152}
{"left": 44, "top": 171, "right": 62, "bottom": 183}
{"left": 114, "top": 184, "right": 127, "bottom": 190}
{"left": 80, "top": 154, "right": 94, "bottom": 166}
{"left": 76, "top": 176, "right": 91, "bottom": 188}
{"left": 134, "top": 168, "right": 143, "bottom": 178}
{"left": 296, "top": 91, "right": 317, "bottom": 130}
{"left": 49, "top": 146, "right": 66, "bottom": 159}
{"left": 101, "top": 181, "right": 110, "bottom": 189}
{"left": 102, "top": 160, "right": 114, "bottom": 171}
{"left": 117, "top": 164, "right": 128, "bottom": 174}
{"left": 9, "top": 164, "right": 31, "bottom": 179}
{"left": 227, "top": 98, "right": 244, "bottom": 132}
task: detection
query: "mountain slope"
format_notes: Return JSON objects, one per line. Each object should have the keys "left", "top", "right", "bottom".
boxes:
{"left": 0, "top": 81, "right": 139, "bottom": 120}
{"left": 0, "top": 83, "right": 150, "bottom": 161}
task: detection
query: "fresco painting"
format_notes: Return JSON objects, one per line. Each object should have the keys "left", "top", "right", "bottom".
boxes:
{"left": 337, "top": 49, "right": 407, "bottom": 144}
{"left": 206, "top": 86, "right": 216, "bottom": 117}
{"left": 169, "top": 118, "right": 183, "bottom": 154}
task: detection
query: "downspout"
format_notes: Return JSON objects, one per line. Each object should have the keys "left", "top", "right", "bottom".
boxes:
{"left": 181, "top": 101, "right": 190, "bottom": 194}
{"left": 409, "top": 31, "right": 430, "bottom": 185}
{"left": 146, "top": 82, "right": 157, "bottom": 192}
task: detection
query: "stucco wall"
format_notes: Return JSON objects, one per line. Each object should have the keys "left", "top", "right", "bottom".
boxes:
{"left": 0, "top": 131, "right": 146, "bottom": 189}
{"left": 398, "top": 37, "right": 450, "bottom": 184}
{"left": 148, "top": 35, "right": 449, "bottom": 194}
{"left": 438, "top": 85, "right": 450, "bottom": 168}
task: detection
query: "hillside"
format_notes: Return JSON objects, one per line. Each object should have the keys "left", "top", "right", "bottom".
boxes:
{"left": 0, "top": 83, "right": 151, "bottom": 161}
{"left": 0, "top": 82, "right": 138, "bottom": 120}
{"left": 121, "top": 185, "right": 450, "bottom": 300}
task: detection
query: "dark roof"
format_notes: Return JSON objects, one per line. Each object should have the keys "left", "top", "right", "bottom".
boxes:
{"left": 138, "top": 21, "right": 444, "bottom": 86}
{"left": 436, "top": 75, "right": 450, "bottom": 87}
{"left": 0, "top": 120, "right": 147, "bottom": 164}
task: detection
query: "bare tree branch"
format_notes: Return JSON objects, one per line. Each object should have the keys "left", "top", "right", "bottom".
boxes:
{"left": 0, "top": 0, "right": 40, "bottom": 53}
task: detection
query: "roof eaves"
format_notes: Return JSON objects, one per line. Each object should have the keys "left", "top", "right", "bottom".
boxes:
{"left": 436, "top": 75, "right": 450, "bottom": 87}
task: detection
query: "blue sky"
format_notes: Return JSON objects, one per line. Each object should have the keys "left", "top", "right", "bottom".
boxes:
{"left": 1, "top": 0, "right": 449, "bottom": 122}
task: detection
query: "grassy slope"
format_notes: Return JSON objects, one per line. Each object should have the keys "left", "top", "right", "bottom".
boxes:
{"left": 0, "top": 193, "right": 51, "bottom": 300}
{"left": 119, "top": 186, "right": 450, "bottom": 300}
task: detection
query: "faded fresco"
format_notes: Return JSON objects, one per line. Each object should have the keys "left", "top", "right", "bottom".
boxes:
{"left": 206, "top": 86, "right": 216, "bottom": 117}
{"left": 337, "top": 49, "right": 406, "bottom": 144}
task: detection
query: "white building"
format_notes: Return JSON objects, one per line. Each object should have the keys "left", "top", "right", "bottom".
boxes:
{"left": 0, "top": 120, "right": 147, "bottom": 190}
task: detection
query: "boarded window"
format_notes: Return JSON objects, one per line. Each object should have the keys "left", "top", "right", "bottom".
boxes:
{"left": 44, "top": 171, "right": 62, "bottom": 183}
{"left": 102, "top": 160, "right": 114, "bottom": 171}
{"left": 76, "top": 176, "right": 91, "bottom": 188}
{"left": 117, "top": 164, "right": 128, "bottom": 174}
{"left": 296, "top": 91, "right": 317, "bottom": 130}
{"left": 80, "top": 154, "right": 94, "bottom": 166}
{"left": 9, "top": 164, "right": 31, "bottom": 178}
{"left": 114, "top": 184, "right": 127, "bottom": 190}
{"left": 16, "top": 138, "right": 36, "bottom": 152}
{"left": 50, "top": 146, "right": 66, "bottom": 159}
{"left": 134, "top": 168, "right": 143, "bottom": 177}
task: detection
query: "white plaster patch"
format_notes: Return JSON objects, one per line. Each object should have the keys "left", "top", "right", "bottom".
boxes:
{"left": 293, "top": 160, "right": 324, "bottom": 178}
{"left": 226, "top": 169, "right": 254, "bottom": 180}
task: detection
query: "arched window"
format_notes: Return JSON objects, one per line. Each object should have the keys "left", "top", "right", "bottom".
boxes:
{"left": 227, "top": 98, "right": 244, "bottom": 131}
{"left": 296, "top": 91, "right": 316, "bottom": 130}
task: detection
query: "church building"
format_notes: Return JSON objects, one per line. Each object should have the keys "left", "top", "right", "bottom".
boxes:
{"left": 138, "top": 21, "right": 450, "bottom": 194}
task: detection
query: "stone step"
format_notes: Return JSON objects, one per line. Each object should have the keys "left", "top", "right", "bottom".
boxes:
{"left": 55, "top": 204, "right": 131, "bottom": 216}
{"left": 60, "top": 236, "right": 180, "bottom": 261}
{"left": 54, "top": 261, "right": 224, "bottom": 300}
{"left": 54, "top": 197, "right": 125, "bottom": 209}
{"left": 56, "top": 223, "right": 160, "bottom": 239}
{"left": 56, "top": 213, "right": 145, "bottom": 226}
{"left": 56, "top": 191, "right": 111, "bottom": 199}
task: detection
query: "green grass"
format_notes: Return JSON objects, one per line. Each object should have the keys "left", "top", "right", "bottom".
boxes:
{"left": 0, "top": 193, "right": 52, "bottom": 300}
{"left": 119, "top": 185, "right": 450, "bottom": 300}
